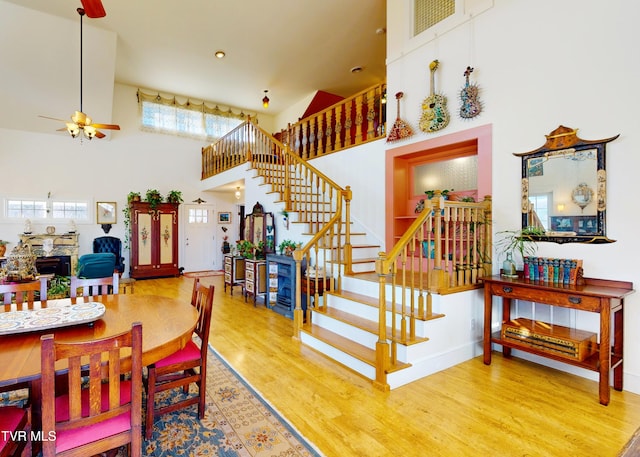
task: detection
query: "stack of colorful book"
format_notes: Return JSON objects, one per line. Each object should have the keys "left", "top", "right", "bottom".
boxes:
{"left": 523, "top": 256, "right": 583, "bottom": 284}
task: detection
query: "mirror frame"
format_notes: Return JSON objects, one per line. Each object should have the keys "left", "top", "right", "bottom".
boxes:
{"left": 513, "top": 125, "right": 619, "bottom": 244}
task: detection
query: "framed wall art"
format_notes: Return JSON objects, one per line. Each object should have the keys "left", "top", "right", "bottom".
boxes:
{"left": 218, "top": 211, "right": 231, "bottom": 224}
{"left": 96, "top": 202, "right": 117, "bottom": 224}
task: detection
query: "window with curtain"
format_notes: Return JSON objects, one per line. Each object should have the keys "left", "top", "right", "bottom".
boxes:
{"left": 414, "top": 0, "right": 455, "bottom": 36}
{"left": 137, "top": 89, "right": 249, "bottom": 142}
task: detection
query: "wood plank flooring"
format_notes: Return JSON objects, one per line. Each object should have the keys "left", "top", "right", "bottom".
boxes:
{"left": 137, "top": 275, "right": 640, "bottom": 457}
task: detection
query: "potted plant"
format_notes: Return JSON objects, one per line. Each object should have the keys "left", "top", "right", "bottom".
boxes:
{"left": 145, "top": 189, "right": 163, "bottom": 209}
{"left": 127, "top": 191, "right": 141, "bottom": 204}
{"left": 236, "top": 240, "right": 255, "bottom": 259}
{"left": 495, "top": 226, "right": 545, "bottom": 276}
{"left": 47, "top": 275, "right": 70, "bottom": 299}
{"left": 425, "top": 189, "right": 453, "bottom": 200}
{"left": 278, "top": 239, "right": 299, "bottom": 256}
{"left": 166, "top": 190, "right": 183, "bottom": 204}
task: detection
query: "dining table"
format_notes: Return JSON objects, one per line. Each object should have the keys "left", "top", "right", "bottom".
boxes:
{"left": 0, "top": 293, "right": 199, "bottom": 444}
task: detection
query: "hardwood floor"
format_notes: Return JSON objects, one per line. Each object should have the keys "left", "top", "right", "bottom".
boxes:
{"left": 137, "top": 275, "right": 640, "bottom": 457}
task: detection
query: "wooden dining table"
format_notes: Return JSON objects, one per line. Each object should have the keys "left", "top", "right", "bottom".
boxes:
{"left": 0, "top": 293, "right": 199, "bottom": 447}
{"left": 0, "top": 294, "right": 199, "bottom": 388}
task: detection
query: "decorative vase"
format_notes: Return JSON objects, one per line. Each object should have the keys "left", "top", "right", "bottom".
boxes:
{"left": 0, "top": 244, "right": 6, "bottom": 257}
{"left": 502, "top": 252, "right": 517, "bottom": 277}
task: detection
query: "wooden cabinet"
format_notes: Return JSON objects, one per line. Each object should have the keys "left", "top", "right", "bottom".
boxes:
{"left": 244, "top": 202, "right": 275, "bottom": 256}
{"left": 481, "top": 275, "right": 634, "bottom": 405}
{"left": 129, "top": 202, "right": 179, "bottom": 279}
{"left": 224, "top": 254, "right": 245, "bottom": 295}
{"left": 244, "top": 259, "right": 266, "bottom": 305}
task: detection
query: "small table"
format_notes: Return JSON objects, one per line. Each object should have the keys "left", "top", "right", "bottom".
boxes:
{"left": 481, "top": 275, "right": 634, "bottom": 405}
{"left": 301, "top": 277, "right": 332, "bottom": 311}
{"left": 119, "top": 277, "right": 136, "bottom": 294}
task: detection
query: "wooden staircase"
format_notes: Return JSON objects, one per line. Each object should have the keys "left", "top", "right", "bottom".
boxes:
{"left": 207, "top": 117, "right": 492, "bottom": 390}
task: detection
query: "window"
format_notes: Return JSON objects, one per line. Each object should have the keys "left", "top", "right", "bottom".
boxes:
{"left": 188, "top": 208, "right": 209, "bottom": 224}
{"left": 529, "top": 194, "right": 550, "bottom": 230}
{"left": 414, "top": 0, "right": 455, "bottom": 36}
{"left": 138, "top": 89, "right": 246, "bottom": 142}
{"left": 6, "top": 199, "right": 89, "bottom": 221}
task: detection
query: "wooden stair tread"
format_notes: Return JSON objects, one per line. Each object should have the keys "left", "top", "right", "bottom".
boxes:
{"left": 315, "top": 306, "right": 429, "bottom": 346}
{"left": 301, "top": 324, "right": 412, "bottom": 373}
{"left": 327, "top": 290, "right": 445, "bottom": 323}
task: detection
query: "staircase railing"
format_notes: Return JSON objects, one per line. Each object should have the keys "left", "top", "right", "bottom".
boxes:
{"left": 279, "top": 82, "right": 386, "bottom": 160}
{"left": 203, "top": 118, "right": 352, "bottom": 336}
{"left": 373, "top": 194, "right": 492, "bottom": 389}
{"left": 201, "top": 82, "right": 387, "bottom": 179}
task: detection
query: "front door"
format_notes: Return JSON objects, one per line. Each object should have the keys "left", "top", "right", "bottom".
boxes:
{"left": 183, "top": 204, "right": 216, "bottom": 272}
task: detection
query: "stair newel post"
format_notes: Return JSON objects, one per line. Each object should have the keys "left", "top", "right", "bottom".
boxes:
{"left": 343, "top": 186, "right": 353, "bottom": 276}
{"left": 245, "top": 116, "right": 253, "bottom": 163}
{"left": 374, "top": 252, "right": 391, "bottom": 391}
{"left": 482, "top": 195, "right": 493, "bottom": 277}
{"left": 284, "top": 154, "right": 291, "bottom": 213}
{"left": 292, "top": 249, "right": 305, "bottom": 338}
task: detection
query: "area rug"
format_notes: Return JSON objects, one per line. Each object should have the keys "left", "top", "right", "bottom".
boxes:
{"left": 1, "top": 346, "right": 324, "bottom": 457}
{"left": 184, "top": 270, "right": 225, "bottom": 278}
{"left": 145, "top": 345, "right": 324, "bottom": 457}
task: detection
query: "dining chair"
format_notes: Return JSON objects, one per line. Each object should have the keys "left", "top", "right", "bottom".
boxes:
{"left": 0, "top": 277, "right": 48, "bottom": 305}
{"left": 69, "top": 273, "right": 119, "bottom": 298}
{"left": 144, "top": 278, "right": 214, "bottom": 439}
{"left": 40, "top": 322, "right": 143, "bottom": 457}
{"left": 0, "top": 405, "right": 31, "bottom": 457}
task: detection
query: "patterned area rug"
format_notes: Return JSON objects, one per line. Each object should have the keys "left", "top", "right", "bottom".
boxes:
{"left": 0, "top": 346, "right": 323, "bottom": 457}
{"left": 184, "top": 271, "right": 225, "bottom": 278}
{"left": 146, "top": 346, "right": 324, "bottom": 456}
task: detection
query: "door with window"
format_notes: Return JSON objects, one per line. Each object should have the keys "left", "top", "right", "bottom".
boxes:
{"left": 183, "top": 204, "right": 216, "bottom": 272}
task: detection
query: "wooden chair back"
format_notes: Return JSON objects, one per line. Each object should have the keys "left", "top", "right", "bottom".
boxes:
{"left": 0, "top": 277, "right": 47, "bottom": 305}
{"left": 191, "top": 278, "right": 215, "bottom": 349}
{"left": 70, "top": 273, "right": 119, "bottom": 298}
{"left": 144, "top": 279, "right": 214, "bottom": 439}
{"left": 40, "top": 322, "right": 143, "bottom": 457}
{"left": 0, "top": 405, "right": 31, "bottom": 457}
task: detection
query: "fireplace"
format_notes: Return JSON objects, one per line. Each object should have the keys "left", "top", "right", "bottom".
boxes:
{"left": 36, "top": 255, "right": 71, "bottom": 276}
{"left": 266, "top": 254, "right": 306, "bottom": 319}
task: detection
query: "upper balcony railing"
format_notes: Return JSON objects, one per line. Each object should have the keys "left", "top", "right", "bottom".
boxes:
{"left": 202, "top": 82, "right": 387, "bottom": 179}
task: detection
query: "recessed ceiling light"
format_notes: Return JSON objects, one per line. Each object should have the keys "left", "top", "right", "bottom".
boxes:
{"left": 214, "top": 50, "right": 226, "bottom": 59}
{"left": 350, "top": 66, "right": 363, "bottom": 73}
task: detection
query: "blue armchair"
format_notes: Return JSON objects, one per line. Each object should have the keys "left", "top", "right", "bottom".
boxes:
{"left": 76, "top": 253, "right": 116, "bottom": 279}
{"left": 93, "top": 236, "right": 125, "bottom": 274}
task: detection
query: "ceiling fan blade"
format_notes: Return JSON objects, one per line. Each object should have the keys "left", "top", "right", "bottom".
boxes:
{"left": 94, "top": 130, "right": 106, "bottom": 139}
{"left": 90, "top": 123, "right": 121, "bottom": 130}
{"left": 39, "top": 115, "right": 67, "bottom": 123}
{"left": 56, "top": 127, "right": 68, "bottom": 132}
{"left": 80, "top": 0, "right": 106, "bottom": 18}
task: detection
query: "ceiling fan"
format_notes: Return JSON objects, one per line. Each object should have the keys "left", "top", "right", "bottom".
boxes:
{"left": 40, "top": 3, "right": 119, "bottom": 140}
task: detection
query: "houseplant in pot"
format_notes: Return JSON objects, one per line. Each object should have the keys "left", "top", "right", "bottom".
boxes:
{"left": 166, "top": 190, "right": 183, "bottom": 204}
{"left": 495, "top": 226, "right": 544, "bottom": 277}
{"left": 145, "top": 189, "right": 163, "bottom": 209}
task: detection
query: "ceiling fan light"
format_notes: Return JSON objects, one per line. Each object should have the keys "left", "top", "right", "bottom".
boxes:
{"left": 84, "top": 125, "right": 97, "bottom": 139}
{"left": 66, "top": 123, "right": 80, "bottom": 138}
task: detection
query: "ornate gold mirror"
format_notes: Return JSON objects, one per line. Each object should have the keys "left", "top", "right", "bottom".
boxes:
{"left": 514, "top": 125, "right": 619, "bottom": 244}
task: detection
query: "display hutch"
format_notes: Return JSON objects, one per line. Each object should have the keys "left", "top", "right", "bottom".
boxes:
{"left": 244, "top": 258, "right": 267, "bottom": 305}
{"left": 224, "top": 254, "right": 245, "bottom": 294}
{"left": 243, "top": 202, "right": 276, "bottom": 255}
{"left": 129, "top": 202, "right": 179, "bottom": 279}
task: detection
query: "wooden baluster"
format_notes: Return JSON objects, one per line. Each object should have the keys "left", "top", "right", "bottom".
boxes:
{"left": 366, "top": 88, "right": 376, "bottom": 140}
{"left": 325, "top": 109, "right": 333, "bottom": 154}
{"left": 344, "top": 100, "right": 353, "bottom": 147}
{"left": 316, "top": 114, "right": 323, "bottom": 159}
{"left": 334, "top": 105, "right": 343, "bottom": 150}
{"left": 354, "top": 94, "right": 364, "bottom": 145}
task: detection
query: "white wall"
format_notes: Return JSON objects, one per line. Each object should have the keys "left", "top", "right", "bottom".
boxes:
{"left": 387, "top": 0, "right": 640, "bottom": 391}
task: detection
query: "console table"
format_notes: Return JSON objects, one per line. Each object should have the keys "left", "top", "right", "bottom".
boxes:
{"left": 481, "top": 275, "right": 634, "bottom": 405}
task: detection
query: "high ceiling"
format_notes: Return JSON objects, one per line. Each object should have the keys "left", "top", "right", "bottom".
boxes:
{"left": 6, "top": 0, "right": 387, "bottom": 116}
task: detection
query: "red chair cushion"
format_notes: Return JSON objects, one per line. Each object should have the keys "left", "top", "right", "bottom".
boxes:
{"left": 53, "top": 380, "right": 133, "bottom": 453}
{"left": 153, "top": 340, "right": 201, "bottom": 368}
{"left": 0, "top": 406, "right": 28, "bottom": 451}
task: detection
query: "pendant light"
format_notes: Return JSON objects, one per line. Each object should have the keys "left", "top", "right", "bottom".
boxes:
{"left": 262, "top": 90, "right": 270, "bottom": 109}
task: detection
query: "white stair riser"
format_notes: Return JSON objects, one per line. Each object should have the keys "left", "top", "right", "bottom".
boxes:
{"left": 312, "top": 313, "right": 377, "bottom": 348}
{"left": 300, "top": 332, "right": 376, "bottom": 380}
